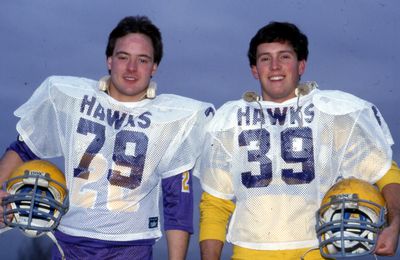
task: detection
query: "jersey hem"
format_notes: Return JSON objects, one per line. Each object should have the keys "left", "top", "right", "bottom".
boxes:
{"left": 162, "top": 162, "right": 195, "bottom": 179}
{"left": 230, "top": 239, "right": 319, "bottom": 250}
{"left": 201, "top": 184, "right": 234, "bottom": 200}
{"left": 57, "top": 226, "right": 162, "bottom": 242}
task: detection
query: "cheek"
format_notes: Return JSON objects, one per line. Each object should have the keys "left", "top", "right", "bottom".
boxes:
{"left": 142, "top": 66, "right": 156, "bottom": 77}
{"left": 110, "top": 62, "right": 126, "bottom": 74}
{"left": 288, "top": 64, "right": 301, "bottom": 76}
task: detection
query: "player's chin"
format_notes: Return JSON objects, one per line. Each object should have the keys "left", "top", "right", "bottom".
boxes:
{"left": 126, "top": 88, "right": 148, "bottom": 98}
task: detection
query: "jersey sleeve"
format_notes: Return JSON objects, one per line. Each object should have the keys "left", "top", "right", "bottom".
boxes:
{"left": 342, "top": 106, "right": 393, "bottom": 183}
{"left": 199, "top": 192, "right": 235, "bottom": 242}
{"left": 375, "top": 161, "right": 400, "bottom": 191}
{"left": 162, "top": 171, "right": 193, "bottom": 234}
{"left": 13, "top": 77, "right": 64, "bottom": 158}
{"left": 194, "top": 103, "right": 238, "bottom": 200}
{"left": 313, "top": 90, "right": 393, "bottom": 144}
{"left": 6, "top": 136, "right": 40, "bottom": 161}
{"left": 332, "top": 102, "right": 393, "bottom": 183}
{"left": 196, "top": 131, "right": 235, "bottom": 199}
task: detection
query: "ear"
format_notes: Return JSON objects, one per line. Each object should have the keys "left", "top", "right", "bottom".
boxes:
{"left": 151, "top": 63, "right": 158, "bottom": 77}
{"left": 107, "top": 56, "right": 112, "bottom": 71}
{"left": 298, "top": 60, "right": 306, "bottom": 76}
{"left": 251, "top": 65, "right": 259, "bottom": 80}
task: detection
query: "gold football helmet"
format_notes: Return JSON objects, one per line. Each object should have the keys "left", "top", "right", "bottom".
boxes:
{"left": 2, "top": 160, "right": 69, "bottom": 237}
{"left": 316, "top": 177, "right": 386, "bottom": 258}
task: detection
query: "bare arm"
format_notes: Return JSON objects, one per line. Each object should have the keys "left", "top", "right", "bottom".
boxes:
{"left": 166, "top": 229, "right": 190, "bottom": 260}
{"left": 0, "top": 150, "right": 24, "bottom": 226}
{"left": 0, "top": 150, "right": 24, "bottom": 185}
{"left": 375, "top": 183, "right": 400, "bottom": 256}
{"left": 200, "top": 239, "right": 224, "bottom": 260}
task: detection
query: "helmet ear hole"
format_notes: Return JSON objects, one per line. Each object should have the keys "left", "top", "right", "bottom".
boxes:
{"left": 3, "top": 160, "right": 69, "bottom": 237}
{"left": 316, "top": 178, "right": 386, "bottom": 259}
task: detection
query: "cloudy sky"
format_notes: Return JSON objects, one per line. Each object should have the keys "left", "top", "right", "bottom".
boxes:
{"left": 1, "top": 1, "right": 399, "bottom": 259}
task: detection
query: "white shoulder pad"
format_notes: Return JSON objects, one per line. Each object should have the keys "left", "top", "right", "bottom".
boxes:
{"left": 154, "top": 94, "right": 213, "bottom": 112}
{"left": 14, "top": 76, "right": 98, "bottom": 118}
{"left": 312, "top": 90, "right": 368, "bottom": 115}
{"left": 149, "top": 94, "right": 215, "bottom": 123}
{"left": 46, "top": 76, "right": 98, "bottom": 98}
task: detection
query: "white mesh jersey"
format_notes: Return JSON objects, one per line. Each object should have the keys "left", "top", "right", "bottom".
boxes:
{"left": 195, "top": 85, "right": 393, "bottom": 250}
{"left": 14, "top": 76, "right": 214, "bottom": 241}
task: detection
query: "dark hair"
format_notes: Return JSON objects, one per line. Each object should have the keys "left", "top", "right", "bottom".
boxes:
{"left": 106, "top": 16, "right": 163, "bottom": 65}
{"left": 247, "top": 21, "right": 308, "bottom": 66}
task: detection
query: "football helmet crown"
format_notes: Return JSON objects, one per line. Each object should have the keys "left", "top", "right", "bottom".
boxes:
{"left": 316, "top": 177, "right": 386, "bottom": 258}
{"left": 2, "top": 160, "right": 69, "bottom": 237}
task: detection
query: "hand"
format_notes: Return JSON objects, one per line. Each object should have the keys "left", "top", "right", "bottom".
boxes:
{"left": 374, "top": 225, "right": 399, "bottom": 256}
{"left": 0, "top": 190, "right": 12, "bottom": 228}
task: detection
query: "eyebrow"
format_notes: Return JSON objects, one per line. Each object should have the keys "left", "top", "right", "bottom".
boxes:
{"left": 114, "top": 51, "right": 153, "bottom": 60}
{"left": 257, "top": 50, "right": 295, "bottom": 58}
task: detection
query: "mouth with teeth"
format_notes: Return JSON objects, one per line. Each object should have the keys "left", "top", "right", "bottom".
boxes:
{"left": 124, "top": 75, "right": 138, "bottom": 81}
{"left": 269, "top": 75, "right": 284, "bottom": 81}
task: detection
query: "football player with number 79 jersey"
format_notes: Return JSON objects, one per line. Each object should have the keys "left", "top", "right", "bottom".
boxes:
{"left": 195, "top": 21, "right": 400, "bottom": 260}
{"left": 0, "top": 16, "right": 214, "bottom": 260}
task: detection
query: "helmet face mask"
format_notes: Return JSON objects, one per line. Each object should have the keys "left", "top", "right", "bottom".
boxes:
{"left": 316, "top": 178, "right": 386, "bottom": 258}
{"left": 2, "top": 160, "right": 69, "bottom": 237}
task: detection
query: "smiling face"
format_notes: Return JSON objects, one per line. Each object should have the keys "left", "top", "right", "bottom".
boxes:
{"left": 107, "top": 33, "right": 158, "bottom": 102}
{"left": 251, "top": 41, "right": 306, "bottom": 103}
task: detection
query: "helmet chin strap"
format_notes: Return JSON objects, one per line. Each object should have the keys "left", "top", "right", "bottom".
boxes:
{"left": 295, "top": 81, "right": 317, "bottom": 127}
{"left": 300, "top": 247, "right": 319, "bottom": 260}
{"left": 98, "top": 76, "right": 157, "bottom": 100}
{"left": 242, "top": 91, "right": 264, "bottom": 146}
{"left": 46, "top": 231, "right": 66, "bottom": 260}
{"left": 19, "top": 229, "right": 66, "bottom": 260}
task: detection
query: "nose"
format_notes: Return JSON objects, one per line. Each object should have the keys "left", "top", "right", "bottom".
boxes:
{"left": 270, "top": 58, "right": 281, "bottom": 70}
{"left": 127, "top": 59, "right": 138, "bottom": 71}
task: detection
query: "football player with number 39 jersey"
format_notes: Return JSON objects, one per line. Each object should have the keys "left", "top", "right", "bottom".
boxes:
{"left": 195, "top": 21, "right": 400, "bottom": 260}
{"left": 0, "top": 16, "right": 214, "bottom": 260}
